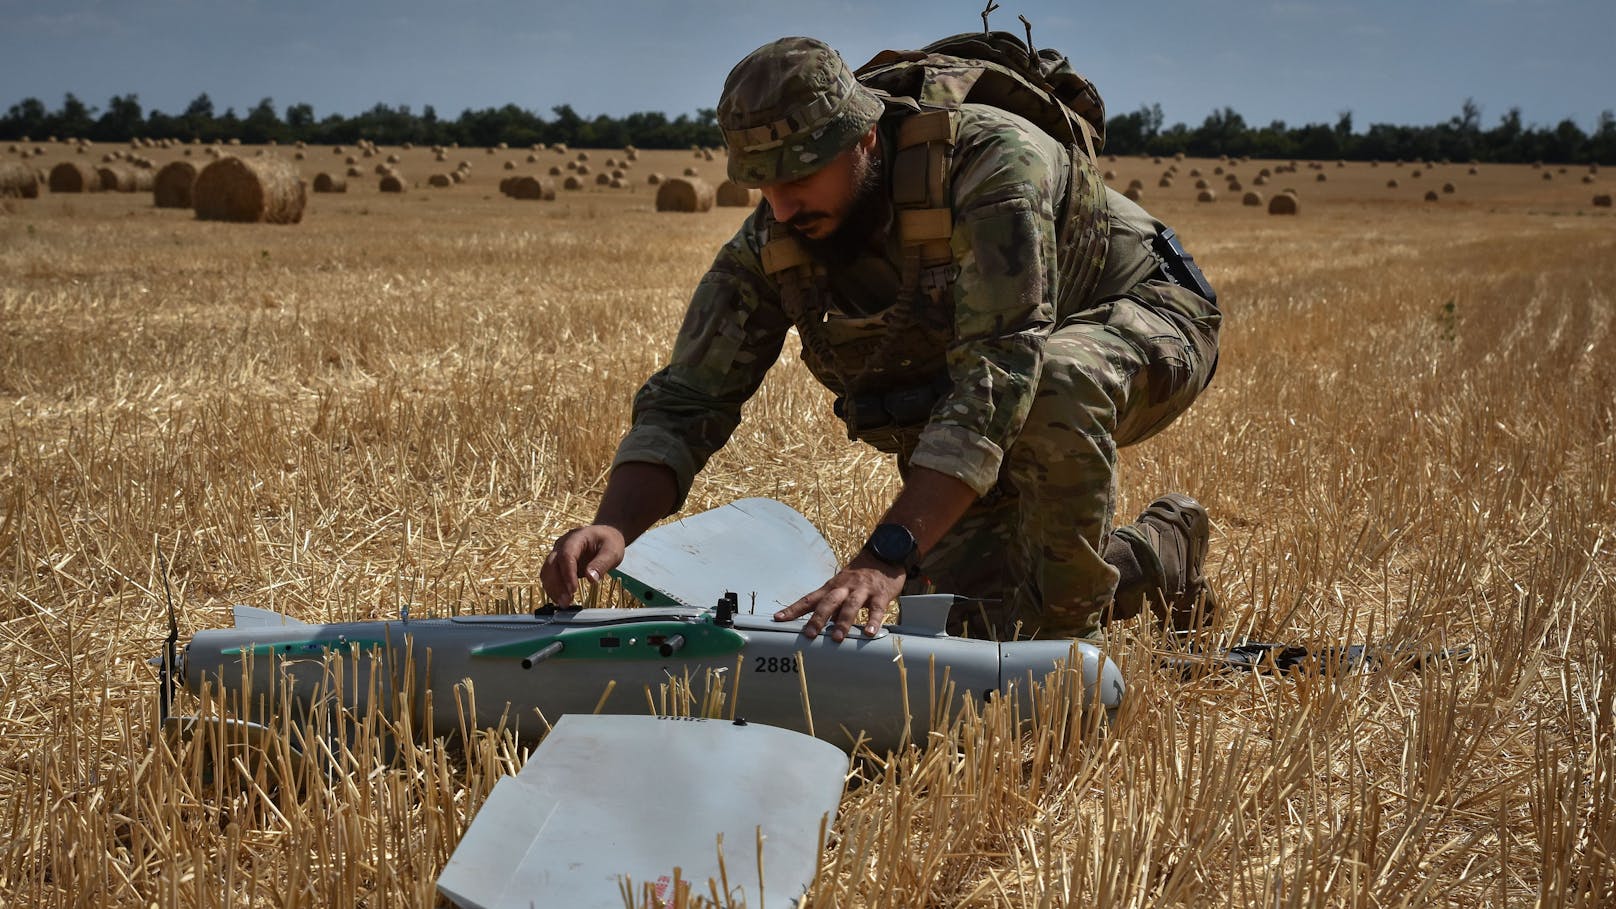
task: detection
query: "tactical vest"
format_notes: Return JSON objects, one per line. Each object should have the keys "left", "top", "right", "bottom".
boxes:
{"left": 758, "top": 47, "right": 1111, "bottom": 453}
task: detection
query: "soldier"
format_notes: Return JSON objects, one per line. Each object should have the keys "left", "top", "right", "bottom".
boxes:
{"left": 542, "top": 36, "right": 1221, "bottom": 643}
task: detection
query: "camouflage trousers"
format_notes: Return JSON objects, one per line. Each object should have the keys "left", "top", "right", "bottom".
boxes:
{"left": 903, "top": 278, "right": 1221, "bottom": 639}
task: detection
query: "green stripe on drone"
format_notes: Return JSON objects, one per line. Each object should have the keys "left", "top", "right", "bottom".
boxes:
{"left": 468, "top": 621, "right": 745, "bottom": 661}
{"left": 222, "top": 639, "right": 388, "bottom": 657}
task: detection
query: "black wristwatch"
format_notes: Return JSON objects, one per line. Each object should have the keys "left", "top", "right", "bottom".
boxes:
{"left": 863, "top": 523, "right": 922, "bottom": 579}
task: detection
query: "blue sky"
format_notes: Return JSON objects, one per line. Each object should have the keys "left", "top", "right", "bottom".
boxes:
{"left": 3, "top": 0, "right": 1612, "bottom": 132}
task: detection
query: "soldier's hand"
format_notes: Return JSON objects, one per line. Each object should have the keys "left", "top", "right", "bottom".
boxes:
{"left": 540, "top": 525, "right": 627, "bottom": 607}
{"left": 774, "top": 554, "right": 906, "bottom": 642}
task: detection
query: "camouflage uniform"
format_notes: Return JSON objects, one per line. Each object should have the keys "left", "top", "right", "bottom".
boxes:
{"left": 612, "top": 38, "right": 1220, "bottom": 638}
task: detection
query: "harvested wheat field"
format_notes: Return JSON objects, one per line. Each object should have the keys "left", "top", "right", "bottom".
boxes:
{"left": 1, "top": 147, "right": 1613, "bottom": 908}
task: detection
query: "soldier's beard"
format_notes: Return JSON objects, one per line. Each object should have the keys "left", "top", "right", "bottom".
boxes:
{"left": 788, "top": 149, "right": 887, "bottom": 266}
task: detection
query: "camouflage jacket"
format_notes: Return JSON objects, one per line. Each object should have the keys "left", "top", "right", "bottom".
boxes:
{"left": 614, "top": 103, "right": 1153, "bottom": 507}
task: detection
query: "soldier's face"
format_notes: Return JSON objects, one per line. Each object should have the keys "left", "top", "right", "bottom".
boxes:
{"left": 761, "top": 127, "right": 880, "bottom": 240}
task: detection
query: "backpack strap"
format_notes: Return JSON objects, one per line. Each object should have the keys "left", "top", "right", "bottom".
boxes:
{"left": 890, "top": 107, "right": 957, "bottom": 304}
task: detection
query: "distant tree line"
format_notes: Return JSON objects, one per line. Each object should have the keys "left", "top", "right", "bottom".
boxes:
{"left": 1103, "top": 101, "right": 1615, "bottom": 165}
{"left": 3, "top": 93, "right": 1613, "bottom": 164}
{"left": 0, "top": 94, "right": 724, "bottom": 150}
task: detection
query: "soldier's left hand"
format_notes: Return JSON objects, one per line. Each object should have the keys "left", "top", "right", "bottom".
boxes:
{"left": 774, "top": 554, "right": 906, "bottom": 642}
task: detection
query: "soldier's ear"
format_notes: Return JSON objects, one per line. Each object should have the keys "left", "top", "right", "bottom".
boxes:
{"left": 857, "top": 124, "right": 879, "bottom": 153}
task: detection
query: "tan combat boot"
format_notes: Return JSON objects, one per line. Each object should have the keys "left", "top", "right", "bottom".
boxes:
{"left": 1108, "top": 493, "right": 1216, "bottom": 630}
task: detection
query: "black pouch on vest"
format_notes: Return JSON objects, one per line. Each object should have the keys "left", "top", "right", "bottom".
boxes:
{"left": 1151, "top": 227, "right": 1218, "bottom": 306}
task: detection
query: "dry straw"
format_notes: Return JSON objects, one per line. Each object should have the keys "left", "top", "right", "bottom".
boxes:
{"left": 153, "top": 160, "right": 198, "bottom": 208}
{"left": 1268, "top": 192, "right": 1299, "bottom": 214}
{"left": 193, "top": 156, "right": 307, "bottom": 223}
{"left": 429, "top": 174, "right": 453, "bottom": 188}
{"left": 656, "top": 177, "right": 715, "bottom": 212}
{"left": 312, "top": 173, "right": 347, "bottom": 193}
{"left": 379, "top": 174, "right": 406, "bottom": 193}
{"left": 0, "top": 160, "right": 41, "bottom": 198}
{"left": 1242, "top": 190, "right": 1263, "bottom": 206}
{"left": 49, "top": 160, "right": 101, "bottom": 192}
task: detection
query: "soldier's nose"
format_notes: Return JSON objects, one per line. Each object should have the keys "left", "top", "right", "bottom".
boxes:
{"left": 762, "top": 187, "right": 798, "bottom": 222}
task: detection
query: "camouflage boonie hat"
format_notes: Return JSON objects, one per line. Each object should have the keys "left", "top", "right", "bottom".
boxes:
{"left": 718, "top": 37, "right": 885, "bottom": 188}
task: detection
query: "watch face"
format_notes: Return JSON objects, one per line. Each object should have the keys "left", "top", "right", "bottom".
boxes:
{"left": 869, "top": 523, "right": 917, "bottom": 564}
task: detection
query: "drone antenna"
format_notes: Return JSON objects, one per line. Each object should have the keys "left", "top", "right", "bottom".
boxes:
{"left": 980, "top": 0, "right": 999, "bottom": 33}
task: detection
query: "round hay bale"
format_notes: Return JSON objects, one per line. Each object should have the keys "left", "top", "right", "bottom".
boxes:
{"left": 1542, "top": 171, "right": 1553, "bottom": 181}
{"left": 374, "top": 163, "right": 393, "bottom": 176}
{"left": 1158, "top": 176, "right": 1173, "bottom": 188}
{"left": 595, "top": 172, "right": 612, "bottom": 185}
{"left": 563, "top": 175, "right": 583, "bottom": 191}
{"left": 0, "top": 162, "right": 41, "bottom": 199}
{"left": 379, "top": 174, "right": 406, "bottom": 193}
{"left": 1194, "top": 178, "right": 1209, "bottom": 189}
{"left": 549, "top": 165, "right": 563, "bottom": 176}
{"left": 193, "top": 156, "right": 307, "bottom": 223}
{"left": 715, "top": 180, "right": 761, "bottom": 207}
{"left": 527, "top": 153, "right": 539, "bottom": 163}
{"left": 1188, "top": 168, "right": 1201, "bottom": 178}
{"left": 498, "top": 176, "right": 516, "bottom": 195}
{"left": 1123, "top": 185, "right": 1143, "bottom": 202}
{"left": 386, "top": 153, "right": 400, "bottom": 164}
{"left": 507, "top": 176, "right": 555, "bottom": 200}
{"left": 656, "top": 176, "right": 715, "bottom": 212}
{"left": 504, "top": 160, "right": 517, "bottom": 170}
{"left": 1468, "top": 166, "right": 1479, "bottom": 175}
{"left": 1196, "top": 189, "right": 1217, "bottom": 203}
{"left": 428, "top": 173, "right": 453, "bottom": 188}
{"left": 333, "top": 146, "right": 345, "bottom": 155}
{"left": 1253, "top": 174, "right": 1268, "bottom": 186}
{"left": 576, "top": 164, "right": 591, "bottom": 175}
{"left": 1213, "top": 165, "right": 1224, "bottom": 175}
{"left": 96, "top": 164, "right": 146, "bottom": 192}
{"left": 312, "top": 172, "right": 346, "bottom": 193}
{"left": 1424, "top": 190, "right": 1440, "bottom": 202}
{"left": 1126, "top": 178, "right": 1144, "bottom": 192}
{"left": 611, "top": 169, "right": 626, "bottom": 180}
{"left": 153, "top": 160, "right": 198, "bottom": 207}
{"left": 565, "top": 161, "right": 578, "bottom": 172}
{"left": 1267, "top": 193, "right": 1299, "bottom": 215}
{"left": 449, "top": 170, "right": 464, "bottom": 183}
{"left": 1103, "top": 169, "right": 1117, "bottom": 181}
{"left": 683, "top": 166, "right": 700, "bottom": 177}
{"left": 1592, "top": 194, "right": 1612, "bottom": 207}
{"left": 553, "top": 143, "right": 568, "bottom": 154}
{"left": 702, "top": 149, "right": 715, "bottom": 161}
{"left": 1582, "top": 174, "right": 1596, "bottom": 184}
{"left": 346, "top": 165, "right": 363, "bottom": 178}
{"left": 1442, "top": 182, "right": 1456, "bottom": 194}
{"left": 647, "top": 173, "right": 664, "bottom": 185}
{"left": 1387, "top": 179, "right": 1400, "bottom": 188}
{"left": 1242, "top": 191, "right": 1263, "bottom": 206}
{"left": 1227, "top": 180, "right": 1243, "bottom": 192}
{"left": 1315, "top": 172, "right": 1327, "bottom": 182}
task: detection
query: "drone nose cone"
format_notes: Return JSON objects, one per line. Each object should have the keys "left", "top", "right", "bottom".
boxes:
{"left": 997, "top": 639, "right": 1126, "bottom": 713}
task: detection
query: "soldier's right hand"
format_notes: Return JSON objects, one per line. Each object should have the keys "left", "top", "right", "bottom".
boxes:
{"left": 540, "top": 525, "right": 627, "bottom": 606}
